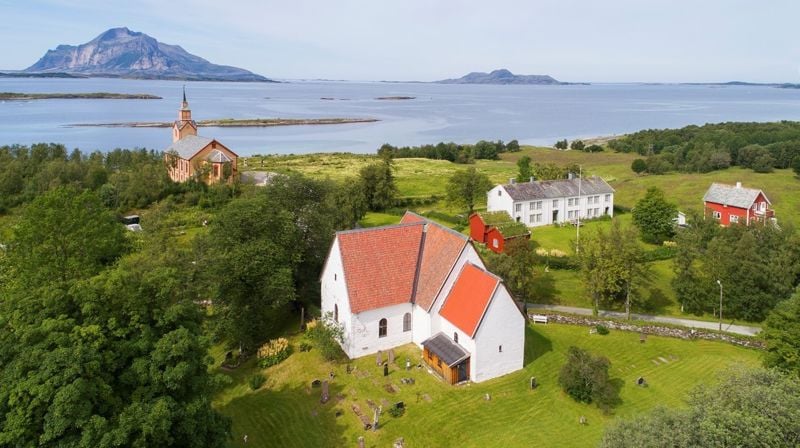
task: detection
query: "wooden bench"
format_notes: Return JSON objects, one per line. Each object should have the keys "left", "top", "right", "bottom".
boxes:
{"left": 531, "top": 314, "right": 548, "bottom": 324}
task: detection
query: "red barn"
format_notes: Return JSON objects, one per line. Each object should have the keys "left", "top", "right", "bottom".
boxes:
{"left": 469, "top": 212, "right": 530, "bottom": 254}
{"left": 702, "top": 182, "right": 775, "bottom": 226}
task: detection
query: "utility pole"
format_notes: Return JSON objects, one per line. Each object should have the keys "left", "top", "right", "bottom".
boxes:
{"left": 576, "top": 165, "right": 582, "bottom": 253}
{"left": 716, "top": 279, "right": 723, "bottom": 331}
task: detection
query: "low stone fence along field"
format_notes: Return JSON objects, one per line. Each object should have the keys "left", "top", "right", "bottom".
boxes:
{"left": 529, "top": 312, "right": 765, "bottom": 350}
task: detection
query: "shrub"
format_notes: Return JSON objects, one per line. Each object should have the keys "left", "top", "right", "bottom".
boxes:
{"left": 595, "top": 324, "right": 610, "bottom": 335}
{"left": 299, "top": 341, "right": 312, "bottom": 352}
{"left": 558, "top": 346, "right": 620, "bottom": 413}
{"left": 257, "top": 338, "right": 292, "bottom": 368}
{"left": 305, "top": 315, "right": 345, "bottom": 361}
{"left": 388, "top": 404, "right": 406, "bottom": 418}
{"left": 249, "top": 374, "right": 266, "bottom": 390}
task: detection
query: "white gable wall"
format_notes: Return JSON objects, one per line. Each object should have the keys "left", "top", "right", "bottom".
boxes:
{"left": 472, "top": 285, "right": 525, "bottom": 382}
{"left": 348, "top": 303, "right": 413, "bottom": 358}
{"left": 320, "top": 238, "right": 356, "bottom": 355}
{"left": 438, "top": 317, "right": 478, "bottom": 379}
{"left": 487, "top": 185, "right": 514, "bottom": 216}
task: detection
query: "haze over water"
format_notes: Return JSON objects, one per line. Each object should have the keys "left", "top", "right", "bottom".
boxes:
{"left": 2, "top": 77, "right": 800, "bottom": 156}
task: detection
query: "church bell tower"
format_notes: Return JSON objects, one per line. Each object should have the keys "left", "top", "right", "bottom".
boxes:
{"left": 172, "top": 86, "right": 197, "bottom": 142}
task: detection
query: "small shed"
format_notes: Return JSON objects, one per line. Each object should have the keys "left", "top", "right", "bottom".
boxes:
{"left": 469, "top": 211, "right": 530, "bottom": 254}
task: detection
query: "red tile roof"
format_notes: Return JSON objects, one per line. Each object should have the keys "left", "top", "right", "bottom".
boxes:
{"left": 439, "top": 263, "right": 499, "bottom": 337}
{"left": 414, "top": 223, "right": 467, "bottom": 311}
{"left": 400, "top": 211, "right": 426, "bottom": 224}
{"left": 337, "top": 224, "right": 424, "bottom": 314}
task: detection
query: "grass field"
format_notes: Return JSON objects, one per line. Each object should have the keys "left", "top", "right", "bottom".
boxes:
{"left": 214, "top": 322, "right": 761, "bottom": 448}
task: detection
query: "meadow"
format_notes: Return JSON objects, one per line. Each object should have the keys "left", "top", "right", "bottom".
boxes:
{"left": 214, "top": 322, "right": 761, "bottom": 448}
{"left": 243, "top": 147, "right": 799, "bottom": 324}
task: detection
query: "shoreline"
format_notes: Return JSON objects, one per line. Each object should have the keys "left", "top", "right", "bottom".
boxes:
{"left": 67, "top": 117, "right": 380, "bottom": 128}
{"left": 0, "top": 92, "right": 162, "bottom": 100}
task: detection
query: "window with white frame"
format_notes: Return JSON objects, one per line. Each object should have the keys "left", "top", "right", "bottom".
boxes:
{"left": 515, "top": 203, "right": 521, "bottom": 212}
{"left": 552, "top": 199, "right": 559, "bottom": 208}
{"left": 730, "top": 215, "right": 739, "bottom": 223}
{"left": 530, "top": 213, "right": 542, "bottom": 223}
{"left": 492, "top": 238, "right": 499, "bottom": 248}
{"left": 760, "top": 202, "right": 766, "bottom": 211}
{"left": 712, "top": 211, "right": 721, "bottom": 219}
{"left": 605, "top": 194, "right": 611, "bottom": 202}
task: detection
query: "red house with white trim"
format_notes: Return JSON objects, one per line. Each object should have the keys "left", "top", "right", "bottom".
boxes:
{"left": 703, "top": 182, "right": 775, "bottom": 226}
{"left": 320, "top": 211, "right": 525, "bottom": 384}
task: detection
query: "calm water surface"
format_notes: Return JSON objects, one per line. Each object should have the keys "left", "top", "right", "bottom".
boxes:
{"left": 1, "top": 78, "right": 799, "bottom": 155}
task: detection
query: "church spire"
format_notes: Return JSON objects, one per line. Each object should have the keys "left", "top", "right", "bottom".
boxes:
{"left": 173, "top": 87, "right": 197, "bottom": 142}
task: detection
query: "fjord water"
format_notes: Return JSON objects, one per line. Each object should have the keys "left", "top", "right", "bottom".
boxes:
{"left": 2, "top": 77, "right": 800, "bottom": 155}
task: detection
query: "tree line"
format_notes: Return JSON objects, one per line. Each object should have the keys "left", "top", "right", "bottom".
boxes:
{"left": 377, "top": 139, "right": 520, "bottom": 164}
{"left": 611, "top": 121, "right": 800, "bottom": 174}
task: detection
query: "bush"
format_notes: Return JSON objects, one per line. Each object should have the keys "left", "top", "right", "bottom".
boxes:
{"left": 631, "top": 158, "right": 647, "bottom": 174}
{"left": 388, "top": 404, "right": 406, "bottom": 418}
{"left": 299, "top": 341, "right": 312, "bottom": 352}
{"left": 558, "top": 346, "right": 620, "bottom": 413}
{"left": 257, "top": 338, "right": 292, "bottom": 368}
{"left": 249, "top": 374, "right": 266, "bottom": 391}
{"left": 595, "top": 324, "right": 610, "bottom": 335}
{"left": 305, "top": 315, "right": 345, "bottom": 361}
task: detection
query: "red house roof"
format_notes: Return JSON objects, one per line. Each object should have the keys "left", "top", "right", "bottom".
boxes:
{"left": 337, "top": 223, "right": 424, "bottom": 314}
{"left": 439, "top": 263, "right": 500, "bottom": 337}
{"left": 414, "top": 222, "right": 468, "bottom": 311}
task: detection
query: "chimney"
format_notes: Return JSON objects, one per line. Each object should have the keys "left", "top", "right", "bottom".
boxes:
{"left": 735, "top": 181, "right": 741, "bottom": 188}
{"left": 530, "top": 176, "right": 536, "bottom": 183}
{"left": 509, "top": 178, "right": 516, "bottom": 184}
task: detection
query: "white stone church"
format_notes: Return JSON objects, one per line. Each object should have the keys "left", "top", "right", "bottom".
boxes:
{"left": 320, "top": 212, "right": 525, "bottom": 384}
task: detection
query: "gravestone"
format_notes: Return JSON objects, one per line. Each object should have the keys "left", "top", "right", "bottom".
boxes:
{"left": 376, "top": 350, "right": 383, "bottom": 365}
{"left": 384, "top": 363, "right": 389, "bottom": 377}
{"left": 358, "top": 436, "right": 365, "bottom": 448}
{"left": 637, "top": 377, "right": 647, "bottom": 387}
{"left": 373, "top": 407, "right": 381, "bottom": 431}
{"left": 393, "top": 437, "right": 405, "bottom": 448}
{"left": 388, "top": 349, "right": 395, "bottom": 364}
{"left": 530, "top": 376, "right": 538, "bottom": 389}
{"left": 484, "top": 393, "right": 491, "bottom": 401}
{"left": 405, "top": 358, "right": 411, "bottom": 371}
{"left": 395, "top": 401, "right": 405, "bottom": 410}
{"left": 579, "top": 415, "right": 587, "bottom": 425}
{"left": 311, "top": 379, "right": 322, "bottom": 388}
{"left": 320, "top": 381, "right": 330, "bottom": 404}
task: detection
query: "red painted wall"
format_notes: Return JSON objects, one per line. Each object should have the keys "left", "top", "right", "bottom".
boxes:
{"left": 705, "top": 192, "right": 773, "bottom": 226}
{"left": 469, "top": 214, "right": 487, "bottom": 243}
{"left": 486, "top": 227, "right": 505, "bottom": 254}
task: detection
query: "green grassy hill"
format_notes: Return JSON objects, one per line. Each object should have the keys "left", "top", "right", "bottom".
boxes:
{"left": 215, "top": 323, "right": 760, "bottom": 448}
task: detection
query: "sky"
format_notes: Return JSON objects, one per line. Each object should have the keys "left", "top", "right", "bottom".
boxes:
{"left": 1, "top": 0, "right": 798, "bottom": 83}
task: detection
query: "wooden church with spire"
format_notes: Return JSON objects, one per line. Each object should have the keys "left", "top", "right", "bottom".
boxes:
{"left": 164, "top": 88, "right": 238, "bottom": 184}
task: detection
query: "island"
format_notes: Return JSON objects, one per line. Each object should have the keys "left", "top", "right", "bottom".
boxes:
{"left": 375, "top": 96, "right": 415, "bottom": 100}
{"left": 436, "top": 68, "right": 584, "bottom": 85}
{"left": 0, "top": 92, "right": 162, "bottom": 100}
{"left": 68, "top": 117, "right": 379, "bottom": 128}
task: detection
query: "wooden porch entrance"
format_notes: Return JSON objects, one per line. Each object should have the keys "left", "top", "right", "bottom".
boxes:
{"left": 421, "top": 333, "right": 471, "bottom": 385}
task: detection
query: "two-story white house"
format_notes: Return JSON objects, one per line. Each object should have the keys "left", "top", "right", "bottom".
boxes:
{"left": 320, "top": 212, "right": 526, "bottom": 384}
{"left": 487, "top": 175, "right": 615, "bottom": 227}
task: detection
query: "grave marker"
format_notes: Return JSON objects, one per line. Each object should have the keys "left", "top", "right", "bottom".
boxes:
{"left": 321, "top": 381, "right": 330, "bottom": 404}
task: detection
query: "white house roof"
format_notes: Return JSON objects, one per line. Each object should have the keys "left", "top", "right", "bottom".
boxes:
{"left": 501, "top": 176, "right": 614, "bottom": 201}
{"left": 164, "top": 135, "right": 213, "bottom": 160}
{"left": 703, "top": 183, "right": 769, "bottom": 209}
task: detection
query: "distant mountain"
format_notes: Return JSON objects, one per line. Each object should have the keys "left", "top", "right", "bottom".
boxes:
{"left": 24, "top": 27, "right": 273, "bottom": 82}
{"left": 436, "top": 69, "right": 575, "bottom": 85}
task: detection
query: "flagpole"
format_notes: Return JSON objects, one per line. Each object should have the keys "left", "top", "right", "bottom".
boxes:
{"left": 576, "top": 165, "right": 582, "bottom": 253}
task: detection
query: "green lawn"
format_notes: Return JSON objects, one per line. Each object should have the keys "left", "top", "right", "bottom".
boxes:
{"left": 214, "top": 323, "right": 760, "bottom": 448}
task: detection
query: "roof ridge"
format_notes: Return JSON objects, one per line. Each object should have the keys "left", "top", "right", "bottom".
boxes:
{"left": 335, "top": 221, "right": 423, "bottom": 236}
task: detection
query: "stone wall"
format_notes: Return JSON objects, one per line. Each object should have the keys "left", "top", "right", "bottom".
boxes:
{"left": 528, "top": 312, "right": 764, "bottom": 350}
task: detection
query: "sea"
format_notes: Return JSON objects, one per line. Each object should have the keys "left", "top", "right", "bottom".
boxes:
{"left": 2, "top": 77, "right": 800, "bottom": 156}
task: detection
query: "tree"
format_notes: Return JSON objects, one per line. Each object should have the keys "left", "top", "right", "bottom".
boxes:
{"left": 446, "top": 167, "right": 492, "bottom": 215}
{"left": 516, "top": 156, "right": 533, "bottom": 182}
{"left": 570, "top": 140, "right": 585, "bottom": 151}
{"left": 792, "top": 155, "right": 800, "bottom": 177}
{"left": 601, "top": 368, "right": 800, "bottom": 447}
{"left": 763, "top": 292, "right": 800, "bottom": 375}
{"left": 554, "top": 139, "right": 569, "bottom": 150}
{"left": 483, "top": 238, "right": 537, "bottom": 303}
{"left": 576, "top": 221, "right": 649, "bottom": 315}
{"left": 558, "top": 346, "right": 619, "bottom": 413}
{"left": 506, "top": 139, "right": 520, "bottom": 152}
{"left": 358, "top": 162, "right": 397, "bottom": 211}
{"left": 0, "top": 192, "right": 229, "bottom": 447}
{"left": 631, "top": 158, "right": 647, "bottom": 174}
{"left": 632, "top": 187, "right": 678, "bottom": 244}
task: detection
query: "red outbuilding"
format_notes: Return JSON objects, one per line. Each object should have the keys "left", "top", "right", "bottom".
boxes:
{"left": 469, "top": 212, "right": 530, "bottom": 254}
{"left": 702, "top": 182, "right": 775, "bottom": 226}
